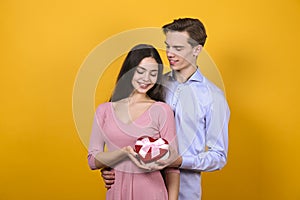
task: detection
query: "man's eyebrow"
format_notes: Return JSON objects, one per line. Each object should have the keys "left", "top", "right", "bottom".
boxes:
{"left": 174, "top": 45, "right": 184, "bottom": 48}
{"left": 164, "top": 42, "right": 184, "bottom": 48}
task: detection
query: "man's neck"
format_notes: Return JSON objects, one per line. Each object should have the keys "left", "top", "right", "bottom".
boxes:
{"left": 174, "top": 65, "right": 197, "bottom": 83}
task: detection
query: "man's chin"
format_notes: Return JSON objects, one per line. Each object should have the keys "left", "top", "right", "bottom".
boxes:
{"left": 170, "top": 65, "right": 181, "bottom": 71}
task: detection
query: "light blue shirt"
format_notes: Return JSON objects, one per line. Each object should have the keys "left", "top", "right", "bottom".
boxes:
{"left": 164, "top": 69, "right": 230, "bottom": 200}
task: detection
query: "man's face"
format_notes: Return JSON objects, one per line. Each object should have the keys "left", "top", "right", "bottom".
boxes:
{"left": 165, "top": 31, "right": 198, "bottom": 72}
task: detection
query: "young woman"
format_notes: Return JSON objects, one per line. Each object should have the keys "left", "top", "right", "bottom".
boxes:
{"left": 88, "top": 44, "right": 179, "bottom": 200}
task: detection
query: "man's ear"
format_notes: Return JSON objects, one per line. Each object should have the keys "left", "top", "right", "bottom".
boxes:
{"left": 193, "top": 45, "right": 202, "bottom": 57}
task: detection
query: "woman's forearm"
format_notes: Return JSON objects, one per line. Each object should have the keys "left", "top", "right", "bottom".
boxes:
{"left": 94, "top": 147, "right": 129, "bottom": 169}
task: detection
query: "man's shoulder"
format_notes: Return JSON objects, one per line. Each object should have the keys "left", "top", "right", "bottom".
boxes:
{"left": 189, "top": 72, "right": 223, "bottom": 94}
{"left": 188, "top": 75, "right": 227, "bottom": 105}
{"left": 203, "top": 77, "right": 224, "bottom": 93}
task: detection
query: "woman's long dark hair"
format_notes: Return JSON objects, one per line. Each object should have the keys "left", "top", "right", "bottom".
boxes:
{"left": 111, "top": 44, "right": 165, "bottom": 102}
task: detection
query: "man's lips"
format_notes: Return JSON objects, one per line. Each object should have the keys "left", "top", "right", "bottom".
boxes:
{"left": 168, "top": 59, "right": 178, "bottom": 65}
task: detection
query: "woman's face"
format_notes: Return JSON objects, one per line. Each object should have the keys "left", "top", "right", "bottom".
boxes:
{"left": 131, "top": 57, "right": 159, "bottom": 94}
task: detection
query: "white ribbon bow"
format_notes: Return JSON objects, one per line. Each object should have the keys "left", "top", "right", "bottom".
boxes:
{"left": 136, "top": 137, "right": 169, "bottom": 159}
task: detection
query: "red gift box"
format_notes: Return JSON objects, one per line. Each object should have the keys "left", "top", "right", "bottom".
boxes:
{"left": 134, "top": 136, "right": 169, "bottom": 163}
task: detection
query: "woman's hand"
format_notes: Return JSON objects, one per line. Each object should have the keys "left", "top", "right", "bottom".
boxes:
{"left": 124, "top": 146, "right": 152, "bottom": 171}
{"left": 150, "top": 145, "right": 181, "bottom": 170}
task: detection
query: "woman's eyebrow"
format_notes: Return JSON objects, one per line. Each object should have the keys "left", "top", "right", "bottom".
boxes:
{"left": 137, "top": 66, "right": 146, "bottom": 70}
{"left": 137, "top": 66, "right": 158, "bottom": 71}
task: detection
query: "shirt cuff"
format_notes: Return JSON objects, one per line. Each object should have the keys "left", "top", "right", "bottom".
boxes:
{"left": 180, "top": 155, "right": 194, "bottom": 169}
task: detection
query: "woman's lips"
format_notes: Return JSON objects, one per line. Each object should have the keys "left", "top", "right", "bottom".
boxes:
{"left": 138, "top": 83, "right": 151, "bottom": 89}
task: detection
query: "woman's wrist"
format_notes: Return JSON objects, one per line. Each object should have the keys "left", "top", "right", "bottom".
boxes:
{"left": 122, "top": 146, "right": 132, "bottom": 155}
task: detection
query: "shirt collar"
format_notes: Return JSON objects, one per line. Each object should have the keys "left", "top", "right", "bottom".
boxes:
{"left": 188, "top": 68, "right": 204, "bottom": 82}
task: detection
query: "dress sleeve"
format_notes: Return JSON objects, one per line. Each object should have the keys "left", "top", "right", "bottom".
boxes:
{"left": 87, "top": 106, "right": 106, "bottom": 170}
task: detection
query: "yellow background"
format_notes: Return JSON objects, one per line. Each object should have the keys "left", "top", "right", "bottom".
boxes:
{"left": 1, "top": 0, "right": 299, "bottom": 199}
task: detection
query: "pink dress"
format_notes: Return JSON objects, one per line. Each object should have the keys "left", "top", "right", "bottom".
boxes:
{"left": 88, "top": 101, "right": 178, "bottom": 200}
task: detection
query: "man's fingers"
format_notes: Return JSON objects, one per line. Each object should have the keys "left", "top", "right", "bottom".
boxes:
{"left": 101, "top": 168, "right": 115, "bottom": 179}
{"left": 101, "top": 170, "right": 114, "bottom": 175}
{"left": 104, "top": 179, "right": 114, "bottom": 185}
{"left": 101, "top": 174, "right": 115, "bottom": 180}
{"left": 100, "top": 168, "right": 115, "bottom": 189}
{"left": 101, "top": 168, "right": 114, "bottom": 175}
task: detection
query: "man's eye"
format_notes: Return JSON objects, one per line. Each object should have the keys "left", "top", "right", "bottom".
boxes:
{"left": 175, "top": 47, "right": 183, "bottom": 51}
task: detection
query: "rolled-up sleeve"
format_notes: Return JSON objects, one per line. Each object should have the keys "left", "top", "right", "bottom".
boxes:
{"left": 180, "top": 90, "right": 230, "bottom": 171}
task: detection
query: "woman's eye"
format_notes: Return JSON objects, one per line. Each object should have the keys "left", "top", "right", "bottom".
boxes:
{"left": 150, "top": 73, "right": 157, "bottom": 77}
{"left": 136, "top": 70, "right": 144, "bottom": 74}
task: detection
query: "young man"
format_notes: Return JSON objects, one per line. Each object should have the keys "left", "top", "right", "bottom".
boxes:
{"left": 101, "top": 18, "right": 230, "bottom": 200}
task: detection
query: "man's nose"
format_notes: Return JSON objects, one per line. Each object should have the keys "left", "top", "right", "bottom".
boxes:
{"left": 167, "top": 49, "right": 176, "bottom": 58}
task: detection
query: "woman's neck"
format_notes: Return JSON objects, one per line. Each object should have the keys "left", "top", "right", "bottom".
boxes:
{"left": 128, "top": 91, "right": 152, "bottom": 104}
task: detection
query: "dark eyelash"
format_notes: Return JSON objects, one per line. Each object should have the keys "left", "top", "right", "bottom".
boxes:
{"left": 136, "top": 70, "right": 144, "bottom": 74}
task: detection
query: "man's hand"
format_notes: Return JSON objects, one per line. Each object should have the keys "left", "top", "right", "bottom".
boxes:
{"left": 100, "top": 168, "right": 115, "bottom": 189}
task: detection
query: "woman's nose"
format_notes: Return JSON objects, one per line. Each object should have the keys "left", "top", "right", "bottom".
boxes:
{"left": 142, "top": 72, "right": 150, "bottom": 81}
